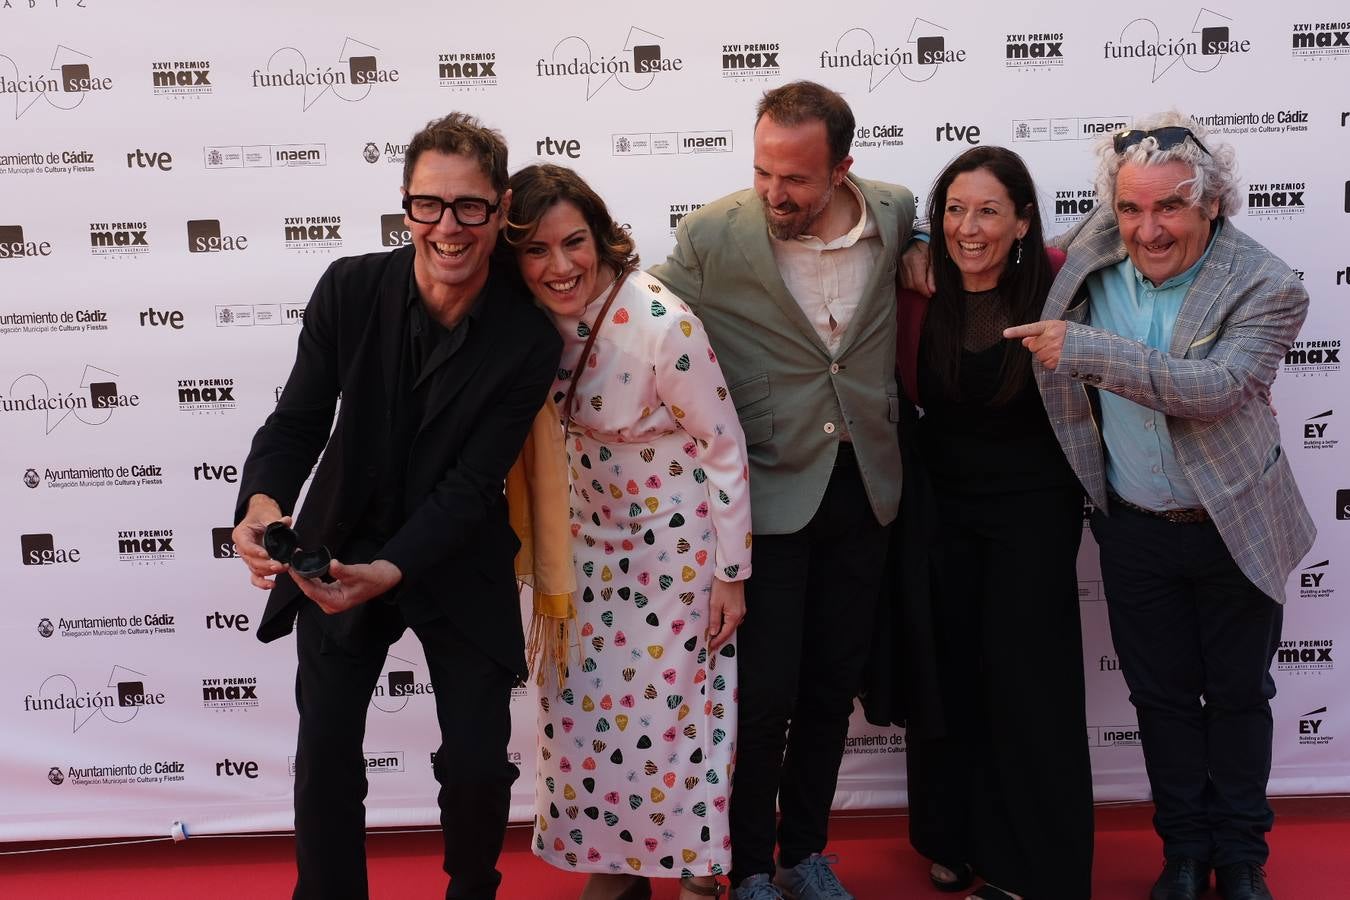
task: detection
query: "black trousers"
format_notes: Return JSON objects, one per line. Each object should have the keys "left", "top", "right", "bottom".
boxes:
{"left": 1092, "top": 502, "right": 1283, "bottom": 868}
{"left": 906, "top": 486, "right": 1094, "bottom": 899}
{"left": 729, "top": 447, "right": 891, "bottom": 884}
{"left": 292, "top": 600, "right": 519, "bottom": 899}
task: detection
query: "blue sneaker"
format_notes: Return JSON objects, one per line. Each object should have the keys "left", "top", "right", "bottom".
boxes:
{"left": 773, "top": 853, "right": 854, "bottom": 900}
{"left": 734, "top": 873, "right": 788, "bottom": 899}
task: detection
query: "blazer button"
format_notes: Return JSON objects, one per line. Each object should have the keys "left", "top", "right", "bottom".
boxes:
{"left": 829, "top": 363, "right": 840, "bottom": 375}
{"left": 823, "top": 422, "right": 836, "bottom": 434}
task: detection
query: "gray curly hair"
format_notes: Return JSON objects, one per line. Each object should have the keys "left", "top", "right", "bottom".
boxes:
{"left": 1094, "top": 110, "right": 1242, "bottom": 218}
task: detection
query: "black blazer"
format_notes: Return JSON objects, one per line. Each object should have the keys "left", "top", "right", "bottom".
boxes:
{"left": 234, "top": 247, "right": 562, "bottom": 678}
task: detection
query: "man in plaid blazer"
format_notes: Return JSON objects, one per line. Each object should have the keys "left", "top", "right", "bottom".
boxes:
{"left": 1006, "top": 113, "right": 1315, "bottom": 900}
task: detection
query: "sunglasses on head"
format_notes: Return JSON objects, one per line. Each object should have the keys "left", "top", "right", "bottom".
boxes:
{"left": 1113, "top": 126, "right": 1211, "bottom": 157}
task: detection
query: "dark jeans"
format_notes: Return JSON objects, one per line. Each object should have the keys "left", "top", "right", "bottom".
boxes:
{"left": 729, "top": 446, "right": 891, "bottom": 884}
{"left": 908, "top": 486, "right": 1093, "bottom": 899}
{"left": 292, "top": 601, "right": 519, "bottom": 899}
{"left": 1092, "top": 502, "right": 1283, "bottom": 867}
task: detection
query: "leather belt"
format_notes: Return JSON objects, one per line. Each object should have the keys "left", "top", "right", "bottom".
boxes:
{"left": 1108, "top": 491, "right": 1209, "bottom": 524}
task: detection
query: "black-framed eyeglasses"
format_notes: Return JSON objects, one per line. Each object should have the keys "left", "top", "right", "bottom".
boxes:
{"left": 1113, "top": 127, "right": 1211, "bottom": 158}
{"left": 402, "top": 194, "right": 501, "bottom": 226}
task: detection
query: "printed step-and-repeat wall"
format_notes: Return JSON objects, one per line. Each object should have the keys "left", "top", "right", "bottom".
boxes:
{"left": 2, "top": 0, "right": 1346, "bottom": 841}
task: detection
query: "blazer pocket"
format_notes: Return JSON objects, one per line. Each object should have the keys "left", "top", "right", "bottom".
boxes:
{"left": 728, "top": 372, "right": 770, "bottom": 409}
{"left": 739, "top": 408, "right": 773, "bottom": 447}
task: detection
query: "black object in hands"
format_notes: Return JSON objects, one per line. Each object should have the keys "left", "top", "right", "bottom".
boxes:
{"left": 263, "top": 521, "right": 332, "bottom": 579}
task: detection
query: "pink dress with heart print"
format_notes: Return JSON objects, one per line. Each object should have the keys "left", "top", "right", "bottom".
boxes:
{"left": 532, "top": 269, "right": 753, "bottom": 879}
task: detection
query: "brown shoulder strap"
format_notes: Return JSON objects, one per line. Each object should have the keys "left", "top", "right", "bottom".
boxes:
{"left": 562, "top": 269, "right": 631, "bottom": 429}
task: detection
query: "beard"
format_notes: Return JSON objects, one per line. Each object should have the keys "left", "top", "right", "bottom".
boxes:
{"left": 762, "top": 182, "right": 834, "bottom": 241}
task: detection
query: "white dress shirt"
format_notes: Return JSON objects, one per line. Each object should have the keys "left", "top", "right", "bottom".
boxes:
{"left": 769, "top": 178, "right": 882, "bottom": 358}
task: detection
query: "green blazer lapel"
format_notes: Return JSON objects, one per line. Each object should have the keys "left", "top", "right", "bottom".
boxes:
{"left": 835, "top": 178, "right": 898, "bottom": 358}
{"left": 1170, "top": 220, "right": 1233, "bottom": 357}
{"left": 728, "top": 195, "right": 830, "bottom": 355}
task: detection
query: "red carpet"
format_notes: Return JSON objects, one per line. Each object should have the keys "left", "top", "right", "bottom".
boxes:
{"left": 3, "top": 800, "right": 1347, "bottom": 898}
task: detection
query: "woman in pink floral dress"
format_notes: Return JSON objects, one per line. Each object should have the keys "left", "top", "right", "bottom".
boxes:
{"left": 506, "top": 165, "right": 753, "bottom": 900}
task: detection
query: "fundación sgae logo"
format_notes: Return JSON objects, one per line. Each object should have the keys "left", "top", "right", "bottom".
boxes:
{"left": 250, "top": 37, "right": 398, "bottom": 111}
{"left": 1, "top": 367, "right": 140, "bottom": 437}
{"left": 818, "top": 19, "right": 967, "bottom": 91}
{"left": 1102, "top": 9, "right": 1251, "bottom": 82}
{"left": 24, "top": 666, "right": 166, "bottom": 733}
{"left": 536, "top": 26, "right": 683, "bottom": 101}
{"left": 0, "top": 44, "right": 114, "bottom": 119}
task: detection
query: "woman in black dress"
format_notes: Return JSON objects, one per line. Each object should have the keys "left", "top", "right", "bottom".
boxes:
{"left": 895, "top": 146, "right": 1093, "bottom": 900}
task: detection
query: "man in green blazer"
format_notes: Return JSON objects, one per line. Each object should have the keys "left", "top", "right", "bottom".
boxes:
{"left": 651, "top": 81, "right": 915, "bottom": 900}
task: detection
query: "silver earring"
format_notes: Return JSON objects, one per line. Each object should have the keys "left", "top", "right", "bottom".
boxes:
{"left": 1014, "top": 239, "right": 1023, "bottom": 265}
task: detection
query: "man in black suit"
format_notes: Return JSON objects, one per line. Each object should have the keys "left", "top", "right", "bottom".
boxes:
{"left": 231, "top": 113, "right": 561, "bottom": 900}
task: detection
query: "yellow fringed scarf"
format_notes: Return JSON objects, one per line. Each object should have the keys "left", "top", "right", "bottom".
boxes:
{"left": 508, "top": 399, "right": 577, "bottom": 692}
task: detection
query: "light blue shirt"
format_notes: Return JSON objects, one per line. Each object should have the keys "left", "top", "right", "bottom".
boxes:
{"left": 1085, "top": 224, "right": 1220, "bottom": 510}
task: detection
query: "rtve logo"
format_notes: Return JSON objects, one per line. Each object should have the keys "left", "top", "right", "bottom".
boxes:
{"left": 536, "top": 136, "right": 581, "bottom": 159}
{"left": 193, "top": 461, "right": 238, "bottom": 482}
{"left": 215, "top": 758, "right": 259, "bottom": 778}
{"left": 205, "top": 611, "right": 251, "bottom": 632}
{"left": 935, "top": 122, "right": 981, "bottom": 144}
{"left": 126, "top": 149, "right": 172, "bottom": 171}
{"left": 139, "top": 307, "right": 183, "bottom": 328}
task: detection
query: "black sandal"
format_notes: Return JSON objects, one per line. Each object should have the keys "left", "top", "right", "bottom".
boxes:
{"left": 680, "top": 875, "right": 726, "bottom": 897}
{"left": 929, "top": 860, "right": 975, "bottom": 893}
{"left": 967, "top": 884, "right": 1022, "bottom": 899}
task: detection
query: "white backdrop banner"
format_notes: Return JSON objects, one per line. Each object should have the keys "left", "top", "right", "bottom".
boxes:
{"left": 2, "top": 0, "right": 1346, "bottom": 841}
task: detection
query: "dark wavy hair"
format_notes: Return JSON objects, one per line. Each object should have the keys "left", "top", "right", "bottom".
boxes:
{"left": 922, "top": 146, "right": 1051, "bottom": 406}
{"left": 501, "top": 164, "right": 638, "bottom": 275}
{"left": 402, "top": 112, "right": 509, "bottom": 196}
